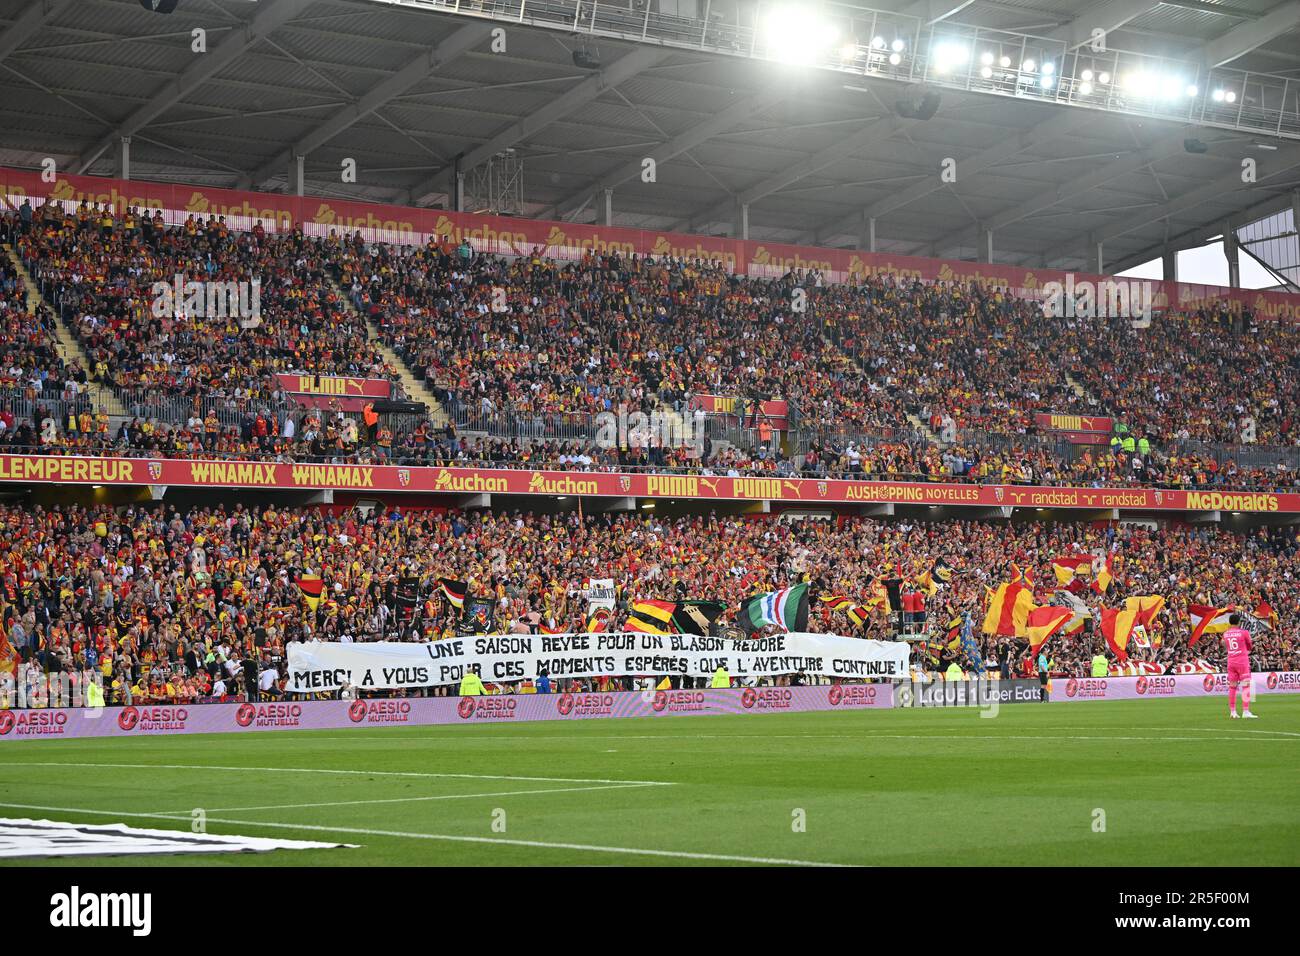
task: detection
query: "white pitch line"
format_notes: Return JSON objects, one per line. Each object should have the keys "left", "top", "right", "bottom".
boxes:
{"left": 298, "top": 731, "right": 1297, "bottom": 743}
{"left": 0, "top": 803, "right": 849, "bottom": 868}
{"left": 2, "top": 761, "right": 674, "bottom": 787}
{"left": 163, "top": 782, "right": 665, "bottom": 815}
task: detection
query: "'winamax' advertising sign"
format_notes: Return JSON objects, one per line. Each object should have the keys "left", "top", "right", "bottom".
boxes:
{"left": 0, "top": 454, "right": 1296, "bottom": 514}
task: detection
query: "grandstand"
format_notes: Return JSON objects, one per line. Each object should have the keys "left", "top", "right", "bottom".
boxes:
{"left": 0, "top": 0, "right": 1298, "bottom": 876}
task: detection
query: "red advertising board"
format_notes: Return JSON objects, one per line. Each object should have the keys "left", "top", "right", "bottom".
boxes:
{"left": 0, "top": 454, "right": 1294, "bottom": 513}
{"left": 275, "top": 373, "right": 391, "bottom": 412}
{"left": 4, "top": 165, "right": 1299, "bottom": 321}
{"left": 692, "top": 394, "right": 790, "bottom": 429}
{"left": 1034, "top": 413, "right": 1115, "bottom": 444}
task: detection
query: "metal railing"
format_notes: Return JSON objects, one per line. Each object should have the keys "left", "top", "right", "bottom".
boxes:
{"left": 0, "top": 440, "right": 1295, "bottom": 492}
{"left": 380, "top": 0, "right": 1300, "bottom": 140}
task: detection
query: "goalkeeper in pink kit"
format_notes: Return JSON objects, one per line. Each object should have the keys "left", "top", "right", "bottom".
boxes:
{"left": 1223, "top": 614, "right": 1258, "bottom": 719}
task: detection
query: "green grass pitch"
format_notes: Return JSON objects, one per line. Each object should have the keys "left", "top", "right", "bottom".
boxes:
{"left": 2, "top": 697, "right": 1297, "bottom": 867}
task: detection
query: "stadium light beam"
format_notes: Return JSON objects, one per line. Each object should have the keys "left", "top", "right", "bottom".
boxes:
{"left": 762, "top": 6, "right": 841, "bottom": 65}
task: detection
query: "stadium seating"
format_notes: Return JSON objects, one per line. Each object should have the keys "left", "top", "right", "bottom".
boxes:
{"left": 3, "top": 203, "right": 1298, "bottom": 493}
{"left": 1, "top": 503, "right": 1294, "bottom": 704}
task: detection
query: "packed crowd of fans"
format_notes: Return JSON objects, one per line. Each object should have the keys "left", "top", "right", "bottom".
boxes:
{"left": 0, "top": 240, "right": 91, "bottom": 412}
{"left": 3, "top": 201, "right": 1299, "bottom": 494}
{"left": 1, "top": 502, "right": 1295, "bottom": 706}
{"left": 11, "top": 202, "right": 397, "bottom": 413}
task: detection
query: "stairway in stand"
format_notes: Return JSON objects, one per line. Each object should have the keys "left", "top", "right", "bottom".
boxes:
{"left": 2, "top": 242, "right": 127, "bottom": 417}
{"left": 328, "top": 275, "right": 449, "bottom": 428}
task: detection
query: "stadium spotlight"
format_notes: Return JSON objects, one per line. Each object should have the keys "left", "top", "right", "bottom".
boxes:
{"left": 931, "top": 41, "right": 969, "bottom": 73}
{"left": 1040, "top": 75, "right": 1055, "bottom": 89}
{"left": 892, "top": 38, "right": 906, "bottom": 52}
{"left": 1212, "top": 89, "right": 1225, "bottom": 101}
{"left": 1098, "top": 71, "right": 1111, "bottom": 84}
{"left": 871, "top": 36, "right": 886, "bottom": 49}
{"left": 1079, "top": 81, "right": 1093, "bottom": 95}
{"left": 763, "top": 5, "right": 841, "bottom": 65}
{"left": 1185, "top": 84, "right": 1198, "bottom": 97}
{"left": 980, "top": 51, "right": 994, "bottom": 66}
{"left": 980, "top": 66, "right": 993, "bottom": 79}
{"left": 999, "top": 55, "right": 1011, "bottom": 68}
{"left": 889, "top": 51, "right": 902, "bottom": 65}
{"left": 1225, "top": 90, "right": 1237, "bottom": 103}
{"left": 1022, "top": 58, "right": 1036, "bottom": 72}
{"left": 1042, "top": 62, "right": 1055, "bottom": 75}
{"left": 1081, "top": 69, "right": 1094, "bottom": 82}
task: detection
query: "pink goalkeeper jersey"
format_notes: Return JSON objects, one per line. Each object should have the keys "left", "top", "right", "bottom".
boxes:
{"left": 1223, "top": 627, "right": 1253, "bottom": 669}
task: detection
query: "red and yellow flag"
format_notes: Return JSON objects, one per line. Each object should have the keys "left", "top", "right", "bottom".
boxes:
{"left": 1253, "top": 600, "right": 1277, "bottom": 631}
{"left": 1100, "top": 605, "right": 1139, "bottom": 661}
{"left": 1188, "top": 604, "right": 1232, "bottom": 646}
{"left": 1091, "top": 555, "right": 1114, "bottom": 595}
{"left": 1052, "top": 554, "right": 1093, "bottom": 587}
{"left": 1025, "top": 605, "right": 1074, "bottom": 655}
{"left": 1125, "top": 595, "right": 1166, "bottom": 630}
{"left": 982, "top": 582, "right": 1034, "bottom": 637}
{"left": 297, "top": 575, "right": 324, "bottom": 613}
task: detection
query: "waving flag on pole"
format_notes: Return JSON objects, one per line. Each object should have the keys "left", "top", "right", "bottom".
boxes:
{"left": 436, "top": 578, "right": 467, "bottom": 612}
{"left": 1091, "top": 555, "right": 1114, "bottom": 595}
{"left": 0, "top": 630, "right": 18, "bottom": 676}
{"left": 626, "top": 600, "right": 677, "bottom": 635}
{"left": 819, "top": 594, "right": 853, "bottom": 612}
{"left": 1252, "top": 600, "right": 1277, "bottom": 631}
{"left": 932, "top": 558, "right": 956, "bottom": 585}
{"left": 1025, "top": 605, "right": 1074, "bottom": 655}
{"left": 297, "top": 575, "right": 324, "bottom": 613}
{"left": 738, "top": 583, "right": 809, "bottom": 635}
{"left": 1101, "top": 605, "right": 1139, "bottom": 661}
{"left": 982, "top": 581, "right": 1034, "bottom": 637}
{"left": 1188, "top": 604, "right": 1233, "bottom": 646}
{"left": 1052, "top": 554, "right": 1093, "bottom": 589}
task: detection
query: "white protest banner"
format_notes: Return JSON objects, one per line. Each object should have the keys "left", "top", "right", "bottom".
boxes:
{"left": 287, "top": 632, "right": 910, "bottom": 693}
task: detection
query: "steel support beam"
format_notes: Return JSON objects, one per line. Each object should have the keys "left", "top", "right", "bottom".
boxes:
{"left": 1109, "top": 187, "right": 1296, "bottom": 272}
{"left": 1202, "top": 0, "right": 1300, "bottom": 68}
{"left": 0, "top": 0, "right": 77, "bottom": 65}
{"left": 74, "top": 0, "right": 315, "bottom": 174}
{"left": 932, "top": 126, "right": 1194, "bottom": 258}
{"left": 898, "top": 0, "right": 978, "bottom": 24}
{"left": 407, "top": 46, "right": 670, "bottom": 206}
{"left": 1046, "top": 0, "right": 1160, "bottom": 51}
{"left": 810, "top": 108, "right": 1087, "bottom": 246}
{"left": 242, "top": 22, "right": 490, "bottom": 190}
{"left": 681, "top": 114, "right": 913, "bottom": 233}
{"left": 550, "top": 85, "right": 783, "bottom": 221}
{"left": 1042, "top": 140, "right": 1300, "bottom": 264}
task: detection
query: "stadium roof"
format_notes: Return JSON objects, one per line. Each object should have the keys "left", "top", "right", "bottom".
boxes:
{"left": 2, "top": 0, "right": 1299, "bottom": 275}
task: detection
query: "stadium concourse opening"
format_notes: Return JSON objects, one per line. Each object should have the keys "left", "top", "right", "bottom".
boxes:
{"left": 0, "top": 0, "right": 1298, "bottom": 890}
